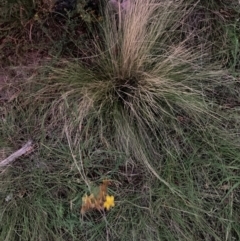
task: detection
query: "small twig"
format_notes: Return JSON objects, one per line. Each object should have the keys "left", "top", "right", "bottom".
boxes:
{"left": 0, "top": 140, "right": 33, "bottom": 167}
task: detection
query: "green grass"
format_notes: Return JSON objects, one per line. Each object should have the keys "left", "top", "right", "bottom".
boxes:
{"left": 1, "top": 0, "right": 240, "bottom": 240}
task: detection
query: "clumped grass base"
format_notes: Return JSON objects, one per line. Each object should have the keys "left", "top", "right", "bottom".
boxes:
{"left": 1, "top": 0, "right": 240, "bottom": 240}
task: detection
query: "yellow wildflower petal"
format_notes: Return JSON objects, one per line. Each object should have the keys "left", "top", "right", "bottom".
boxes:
{"left": 103, "top": 195, "right": 115, "bottom": 210}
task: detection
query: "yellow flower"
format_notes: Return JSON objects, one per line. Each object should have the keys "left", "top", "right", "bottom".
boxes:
{"left": 103, "top": 195, "right": 115, "bottom": 210}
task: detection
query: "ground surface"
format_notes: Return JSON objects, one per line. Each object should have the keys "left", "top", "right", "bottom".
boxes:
{"left": 1, "top": 1, "right": 240, "bottom": 240}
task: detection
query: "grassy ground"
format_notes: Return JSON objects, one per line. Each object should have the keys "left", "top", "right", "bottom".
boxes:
{"left": 1, "top": 0, "right": 240, "bottom": 240}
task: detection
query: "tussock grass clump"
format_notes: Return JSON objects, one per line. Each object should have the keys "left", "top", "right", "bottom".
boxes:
{"left": 37, "top": 0, "right": 234, "bottom": 164}
{"left": 1, "top": 0, "right": 240, "bottom": 240}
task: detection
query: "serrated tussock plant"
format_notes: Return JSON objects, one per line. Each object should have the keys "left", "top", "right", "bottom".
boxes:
{"left": 26, "top": 0, "right": 232, "bottom": 179}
